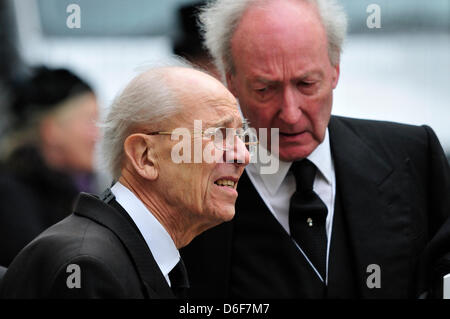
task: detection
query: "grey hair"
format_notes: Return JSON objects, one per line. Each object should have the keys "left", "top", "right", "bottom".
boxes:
{"left": 100, "top": 67, "right": 183, "bottom": 180}
{"left": 199, "top": 0, "right": 348, "bottom": 79}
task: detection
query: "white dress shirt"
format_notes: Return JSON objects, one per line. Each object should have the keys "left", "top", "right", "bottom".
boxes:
{"left": 111, "top": 182, "right": 180, "bottom": 287}
{"left": 246, "top": 128, "right": 336, "bottom": 283}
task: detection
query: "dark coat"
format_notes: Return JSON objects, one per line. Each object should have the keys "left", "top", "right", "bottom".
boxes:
{"left": 0, "top": 192, "right": 175, "bottom": 299}
{"left": 181, "top": 116, "right": 450, "bottom": 299}
{"left": 0, "top": 146, "right": 79, "bottom": 266}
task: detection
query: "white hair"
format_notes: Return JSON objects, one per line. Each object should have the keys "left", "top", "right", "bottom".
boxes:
{"left": 199, "top": 0, "right": 348, "bottom": 79}
{"left": 100, "top": 67, "right": 182, "bottom": 180}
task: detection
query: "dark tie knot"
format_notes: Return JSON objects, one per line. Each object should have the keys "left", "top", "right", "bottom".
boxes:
{"left": 290, "top": 159, "right": 317, "bottom": 192}
{"left": 301, "top": 189, "right": 317, "bottom": 200}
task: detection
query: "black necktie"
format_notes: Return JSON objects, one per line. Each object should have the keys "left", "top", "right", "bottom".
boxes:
{"left": 168, "top": 258, "right": 190, "bottom": 298}
{"left": 289, "top": 159, "right": 328, "bottom": 280}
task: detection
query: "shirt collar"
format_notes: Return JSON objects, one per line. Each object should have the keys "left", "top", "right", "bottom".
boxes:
{"left": 111, "top": 182, "right": 180, "bottom": 283}
{"left": 247, "top": 128, "right": 333, "bottom": 195}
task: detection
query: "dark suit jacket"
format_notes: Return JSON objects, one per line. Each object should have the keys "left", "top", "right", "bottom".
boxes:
{"left": 0, "top": 192, "right": 175, "bottom": 298}
{"left": 181, "top": 116, "right": 450, "bottom": 298}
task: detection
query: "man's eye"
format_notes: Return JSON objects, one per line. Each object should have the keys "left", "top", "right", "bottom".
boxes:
{"left": 255, "top": 87, "right": 268, "bottom": 93}
{"left": 298, "top": 81, "right": 318, "bottom": 94}
{"left": 204, "top": 127, "right": 226, "bottom": 139}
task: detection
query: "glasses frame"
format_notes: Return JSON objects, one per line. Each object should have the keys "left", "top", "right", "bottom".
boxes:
{"left": 145, "top": 127, "right": 258, "bottom": 151}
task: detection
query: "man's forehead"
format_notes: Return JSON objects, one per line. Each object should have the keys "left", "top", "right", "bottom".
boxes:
{"left": 194, "top": 94, "right": 239, "bottom": 119}
{"left": 232, "top": 0, "right": 326, "bottom": 56}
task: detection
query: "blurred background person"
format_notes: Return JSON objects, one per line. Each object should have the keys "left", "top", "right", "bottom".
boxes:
{"left": 173, "top": 1, "right": 219, "bottom": 78}
{"left": 0, "top": 66, "right": 99, "bottom": 267}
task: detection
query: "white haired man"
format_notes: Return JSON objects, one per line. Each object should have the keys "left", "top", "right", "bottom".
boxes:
{"left": 181, "top": 0, "right": 450, "bottom": 298}
{"left": 0, "top": 67, "right": 250, "bottom": 298}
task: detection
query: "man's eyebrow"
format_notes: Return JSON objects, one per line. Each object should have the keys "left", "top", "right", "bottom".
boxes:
{"left": 250, "top": 70, "right": 324, "bottom": 83}
{"left": 299, "top": 70, "right": 324, "bottom": 79}
{"left": 205, "top": 115, "right": 238, "bottom": 128}
{"left": 253, "top": 77, "right": 274, "bottom": 84}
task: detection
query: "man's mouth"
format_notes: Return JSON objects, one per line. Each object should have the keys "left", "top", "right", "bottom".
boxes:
{"left": 279, "top": 131, "right": 311, "bottom": 143}
{"left": 214, "top": 177, "right": 238, "bottom": 190}
{"left": 280, "top": 131, "right": 304, "bottom": 136}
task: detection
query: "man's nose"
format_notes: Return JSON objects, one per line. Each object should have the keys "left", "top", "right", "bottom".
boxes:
{"left": 278, "top": 85, "right": 303, "bottom": 124}
{"left": 224, "top": 135, "right": 250, "bottom": 166}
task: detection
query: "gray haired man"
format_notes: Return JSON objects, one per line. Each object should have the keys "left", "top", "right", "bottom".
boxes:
{"left": 0, "top": 66, "right": 250, "bottom": 298}
{"left": 181, "top": 0, "right": 450, "bottom": 298}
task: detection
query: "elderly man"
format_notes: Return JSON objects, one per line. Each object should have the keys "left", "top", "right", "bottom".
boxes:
{"left": 0, "top": 66, "right": 250, "bottom": 298}
{"left": 181, "top": 0, "right": 450, "bottom": 298}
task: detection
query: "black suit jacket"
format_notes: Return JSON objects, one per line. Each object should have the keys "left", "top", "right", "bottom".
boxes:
{"left": 181, "top": 116, "right": 450, "bottom": 298}
{"left": 0, "top": 192, "right": 175, "bottom": 298}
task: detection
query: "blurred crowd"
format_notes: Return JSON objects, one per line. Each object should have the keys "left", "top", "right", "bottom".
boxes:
{"left": 0, "top": 66, "right": 100, "bottom": 267}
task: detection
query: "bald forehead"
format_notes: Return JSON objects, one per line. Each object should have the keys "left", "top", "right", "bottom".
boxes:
{"left": 188, "top": 93, "right": 240, "bottom": 126}
{"left": 157, "top": 68, "right": 239, "bottom": 127}
{"left": 170, "top": 69, "right": 235, "bottom": 107}
{"left": 136, "top": 66, "right": 236, "bottom": 109}
{"left": 231, "top": 0, "right": 328, "bottom": 71}
{"left": 166, "top": 68, "right": 222, "bottom": 91}
{"left": 236, "top": 0, "right": 323, "bottom": 38}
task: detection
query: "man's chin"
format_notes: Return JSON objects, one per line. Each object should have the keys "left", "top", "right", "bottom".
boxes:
{"left": 278, "top": 144, "right": 317, "bottom": 162}
{"left": 274, "top": 133, "right": 320, "bottom": 161}
{"left": 220, "top": 207, "right": 235, "bottom": 222}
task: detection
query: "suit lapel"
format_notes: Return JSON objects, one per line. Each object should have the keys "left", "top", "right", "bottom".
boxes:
{"left": 73, "top": 192, "right": 175, "bottom": 299}
{"left": 329, "top": 117, "right": 414, "bottom": 298}
{"left": 182, "top": 212, "right": 234, "bottom": 298}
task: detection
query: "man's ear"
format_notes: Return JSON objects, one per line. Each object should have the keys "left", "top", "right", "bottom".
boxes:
{"left": 123, "top": 134, "right": 158, "bottom": 181}
{"left": 226, "top": 72, "right": 238, "bottom": 97}
{"left": 332, "top": 64, "right": 340, "bottom": 89}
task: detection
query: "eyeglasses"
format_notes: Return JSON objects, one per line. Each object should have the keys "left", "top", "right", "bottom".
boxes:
{"left": 146, "top": 127, "right": 258, "bottom": 151}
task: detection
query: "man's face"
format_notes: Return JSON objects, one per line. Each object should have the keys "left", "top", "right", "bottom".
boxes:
{"left": 227, "top": 0, "right": 339, "bottom": 161}
{"left": 154, "top": 74, "right": 249, "bottom": 231}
